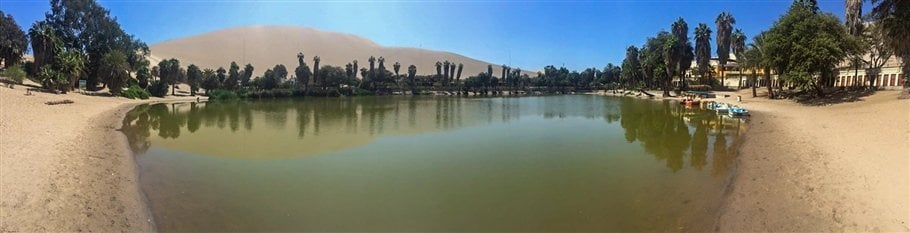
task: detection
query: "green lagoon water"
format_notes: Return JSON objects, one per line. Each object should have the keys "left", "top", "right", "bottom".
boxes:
{"left": 121, "top": 95, "right": 747, "bottom": 232}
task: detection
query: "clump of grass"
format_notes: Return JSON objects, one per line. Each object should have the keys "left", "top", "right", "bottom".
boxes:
{"left": 1, "top": 66, "right": 27, "bottom": 84}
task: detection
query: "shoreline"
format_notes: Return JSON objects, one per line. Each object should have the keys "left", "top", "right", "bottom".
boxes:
{"left": 0, "top": 85, "right": 201, "bottom": 232}
{"left": 593, "top": 88, "right": 910, "bottom": 231}
{"left": 2, "top": 85, "right": 907, "bottom": 231}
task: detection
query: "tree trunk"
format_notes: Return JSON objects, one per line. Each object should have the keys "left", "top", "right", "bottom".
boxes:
{"left": 720, "top": 66, "right": 725, "bottom": 88}
{"left": 764, "top": 67, "right": 773, "bottom": 99}
{"left": 738, "top": 68, "right": 743, "bottom": 89}
{"left": 751, "top": 69, "right": 757, "bottom": 97}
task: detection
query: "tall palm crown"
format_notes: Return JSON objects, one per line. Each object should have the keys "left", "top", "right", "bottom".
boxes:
{"left": 671, "top": 18, "right": 693, "bottom": 77}
{"left": 456, "top": 63, "right": 464, "bottom": 81}
{"left": 695, "top": 23, "right": 713, "bottom": 79}
{"left": 296, "top": 52, "right": 304, "bottom": 66}
{"left": 715, "top": 12, "right": 736, "bottom": 68}
{"left": 407, "top": 65, "right": 417, "bottom": 77}
{"left": 731, "top": 29, "right": 747, "bottom": 62}
{"left": 368, "top": 56, "right": 376, "bottom": 73}
{"left": 443, "top": 61, "right": 450, "bottom": 84}
{"left": 393, "top": 62, "right": 401, "bottom": 76}
{"left": 435, "top": 61, "right": 442, "bottom": 77}
{"left": 312, "top": 56, "right": 320, "bottom": 84}
{"left": 449, "top": 63, "right": 456, "bottom": 80}
{"left": 351, "top": 60, "right": 358, "bottom": 78}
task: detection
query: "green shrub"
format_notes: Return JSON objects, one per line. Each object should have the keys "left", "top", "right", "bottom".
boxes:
{"left": 1, "top": 66, "right": 27, "bottom": 84}
{"left": 122, "top": 85, "right": 150, "bottom": 99}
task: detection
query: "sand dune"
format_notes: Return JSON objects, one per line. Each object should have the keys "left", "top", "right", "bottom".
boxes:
{"left": 150, "top": 25, "right": 533, "bottom": 78}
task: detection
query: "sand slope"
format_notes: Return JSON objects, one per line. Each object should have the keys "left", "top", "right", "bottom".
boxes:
{"left": 150, "top": 25, "right": 533, "bottom": 78}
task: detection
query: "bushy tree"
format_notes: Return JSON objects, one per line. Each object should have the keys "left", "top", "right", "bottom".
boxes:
{"left": 765, "top": 1, "right": 860, "bottom": 95}
{"left": 1, "top": 11, "right": 28, "bottom": 68}
{"left": 42, "top": 0, "right": 148, "bottom": 90}
{"left": 319, "top": 65, "right": 349, "bottom": 89}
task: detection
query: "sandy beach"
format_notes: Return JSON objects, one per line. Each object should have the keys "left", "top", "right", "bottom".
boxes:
{"left": 0, "top": 84, "right": 200, "bottom": 232}
{"left": 1, "top": 83, "right": 908, "bottom": 231}
{"left": 714, "top": 89, "right": 910, "bottom": 231}
{"left": 598, "top": 89, "right": 910, "bottom": 231}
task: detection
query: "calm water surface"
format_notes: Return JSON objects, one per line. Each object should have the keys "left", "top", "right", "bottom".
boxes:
{"left": 121, "top": 95, "right": 747, "bottom": 232}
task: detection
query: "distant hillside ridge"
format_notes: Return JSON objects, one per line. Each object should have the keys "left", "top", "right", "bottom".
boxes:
{"left": 149, "top": 25, "right": 534, "bottom": 78}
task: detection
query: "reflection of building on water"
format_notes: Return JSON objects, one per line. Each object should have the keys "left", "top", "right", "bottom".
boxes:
{"left": 121, "top": 96, "right": 746, "bottom": 175}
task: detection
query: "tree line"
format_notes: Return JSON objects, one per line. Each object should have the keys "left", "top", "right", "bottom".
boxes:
{"left": 0, "top": 0, "right": 907, "bottom": 99}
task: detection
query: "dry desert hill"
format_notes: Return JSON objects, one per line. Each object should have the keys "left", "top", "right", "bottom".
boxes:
{"left": 149, "top": 25, "right": 533, "bottom": 78}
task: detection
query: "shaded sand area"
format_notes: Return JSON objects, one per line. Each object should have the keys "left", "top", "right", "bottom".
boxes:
{"left": 714, "top": 90, "right": 910, "bottom": 231}
{"left": 0, "top": 84, "right": 199, "bottom": 232}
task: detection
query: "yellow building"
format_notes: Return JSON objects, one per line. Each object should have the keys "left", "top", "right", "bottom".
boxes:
{"left": 685, "top": 54, "right": 771, "bottom": 88}
{"left": 835, "top": 56, "right": 904, "bottom": 89}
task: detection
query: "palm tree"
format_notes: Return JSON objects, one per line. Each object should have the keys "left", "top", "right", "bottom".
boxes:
{"left": 393, "top": 61, "right": 401, "bottom": 87}
{"left": 57, "top": 49, "right": 84, "bottom": 93}
{"left": 297, "top": 52, "right": 305, "bottom": 66}
{"left": 751, "top": 32, "right": 774, "bottom": 99}
{"left": 366, "top": 56, "right": 376, "bottom": 89}
{"left": 296, "top": 61, "right": 311, "bottom": 91}
{"left": 313, "top": 56, "right": 321, "bottom": 89}
{"left": 487, "top": 64, "right": 494, "bottom": 94}
{"left": 731, "top": 29, "right": 747, "bottom": 89}
{"left": 99, "top": 51, "right": 130, "bottom": 95}
{"left": 672, "top": 18, "right": 693, "bottom": 91}
{"left": 501, "top": 65, "right": 508, "bottom": 92}
{"left": 448, "top": 63, "right": 456, "bottom": 83}
{"left": 377, "top": 57, "right": 386, "bottom": 91}
{"left": 695, "top": 23, "right": 713, "bottom": 85}
{"left": 869, "top": 0, "right": 909, "bottom": 87}
{"left": 352, "top": 60, "right": 358, "bottom": 79}
{"left": 456, "top": 63, "right": 464, "bottom": 84}
{"left": 407, "top": 65, "right": 417, "bottom": 94}
{"left": 28, "top": 21, "right": 57, "bottom": 73}
{"left": 435, "top": 61, "right": 442, "bottom": 81}
{"left": 443, "top": 61, "right": 450, "bottom": 86}
{"left": 715, "top": 12, "right": 736, "bottom": 88}
{"left": 663, "top": 36, "right": 681, "bottom": 97}
{"left": 514, "top": 68, "right": 522, "bottom": 91}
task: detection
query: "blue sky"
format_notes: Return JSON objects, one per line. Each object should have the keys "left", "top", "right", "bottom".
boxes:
{"left": 3, "top": 0, "right": 850, "bottom": 71}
